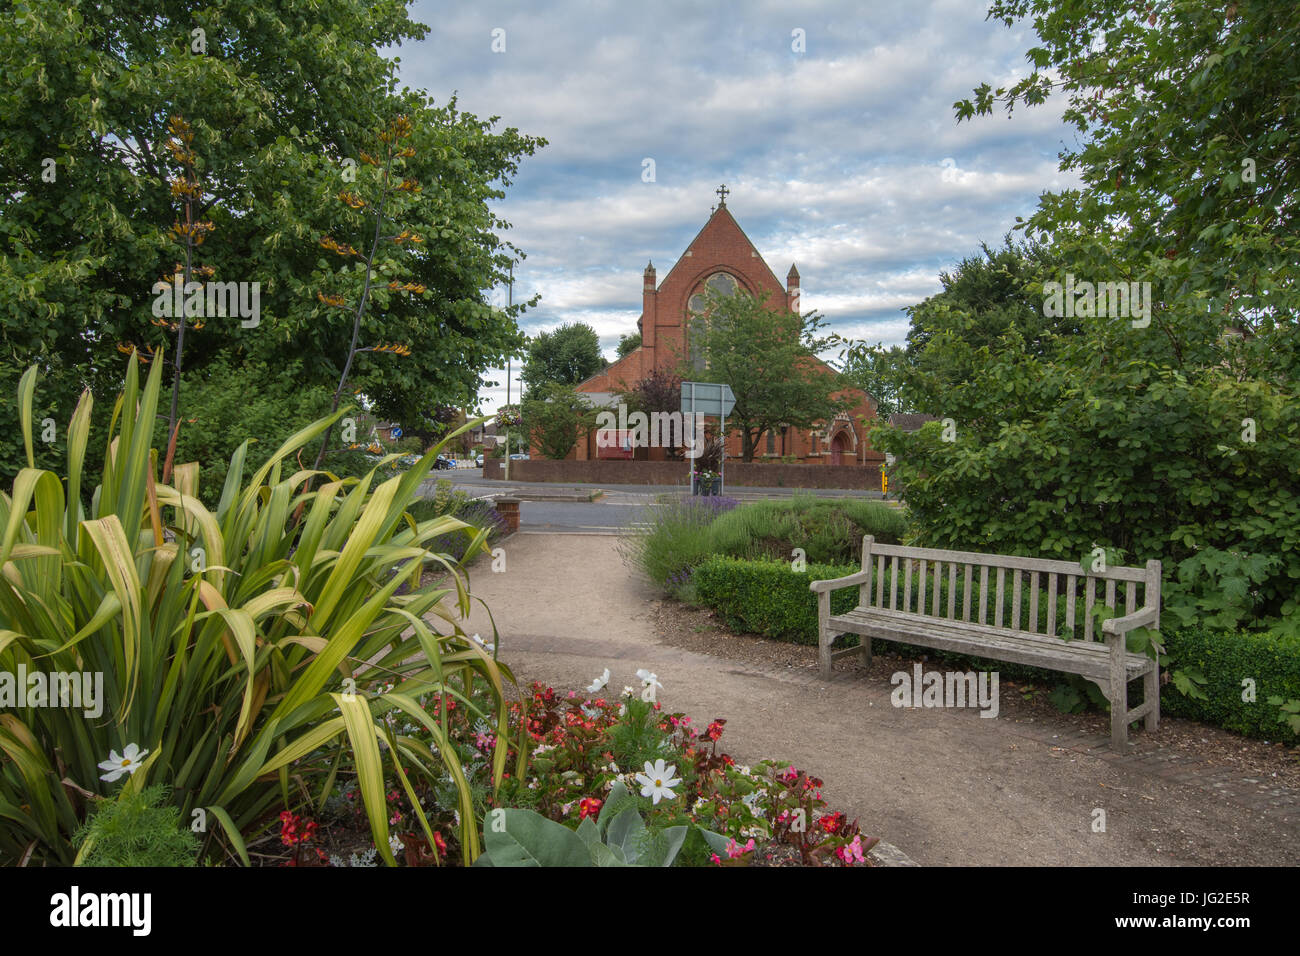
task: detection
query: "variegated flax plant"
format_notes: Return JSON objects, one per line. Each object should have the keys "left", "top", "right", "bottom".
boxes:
{"left": 0, "top": 357, "right": 514, "bottom": 866}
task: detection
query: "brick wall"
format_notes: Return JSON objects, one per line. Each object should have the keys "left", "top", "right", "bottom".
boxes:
{"left": 483, "top": 457, "right": 883, "bottom": 489}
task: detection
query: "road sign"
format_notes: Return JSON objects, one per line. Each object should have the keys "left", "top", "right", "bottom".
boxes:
{"left": 680, "top": 381, "right": 735, "bottom": 417}
{"left": 391, "top": 426, "right": 403, "bottom": 438}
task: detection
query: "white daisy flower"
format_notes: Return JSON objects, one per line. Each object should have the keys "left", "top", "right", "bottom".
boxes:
{"left": 98, "top": 743, "right": 148, "bottom": 783}
{"left": 635, "top": 758, "right": 682, "bottom": 805}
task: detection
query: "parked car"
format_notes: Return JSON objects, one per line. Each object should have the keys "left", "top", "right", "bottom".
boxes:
{"left": 433, "top": 456, "right": 455, "bottom": 470}
{"left": 509, "top": 453, "right": 530, "bottom": 460}
{"left": 475, "top": 454, "right": 484, "bottom": 467}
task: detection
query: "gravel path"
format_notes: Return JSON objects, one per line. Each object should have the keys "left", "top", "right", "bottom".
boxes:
{"left": 461, "top": 533, "right": 1299, "bottom": 866}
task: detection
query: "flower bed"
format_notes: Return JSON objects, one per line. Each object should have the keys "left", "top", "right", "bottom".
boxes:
{"left": 277, "top": 671, "right": 879, "bottom": 867}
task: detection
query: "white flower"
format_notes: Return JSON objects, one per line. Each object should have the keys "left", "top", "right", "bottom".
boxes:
{"left": 621, "top": 685, "right": 635, "bottom": 699}
{"left": 587, "top": 668, "right": 610, "bottom": 693}
{"left": 98, "top": 743, "right": 148, "bottom": 783}
{"left": 389, "top": 834, "right": 405, "bottom": 855}
{"left": 636, "top": 669, "right": 663, "bottom": 702}
{"left": 470, "top": 633, "right": 495, "bottom": 653}
{"left": 635, "top": 759, "right": 682, "bottom": 805}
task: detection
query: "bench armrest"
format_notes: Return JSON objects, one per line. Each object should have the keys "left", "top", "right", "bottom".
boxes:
{"left": 809, "top": 570, "right": 872, "bottom": 593}
{"left": 1101, "top": 605, "right": 1158, "bottom": 638}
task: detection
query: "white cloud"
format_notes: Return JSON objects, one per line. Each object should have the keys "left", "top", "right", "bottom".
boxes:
{"left": 400, "top": 0, "right": 1078, "bottom": 412}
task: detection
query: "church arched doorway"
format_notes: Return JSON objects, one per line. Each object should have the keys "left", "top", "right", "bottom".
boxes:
{"left": 831, "top": 432, "right": 848, "bottom": 465}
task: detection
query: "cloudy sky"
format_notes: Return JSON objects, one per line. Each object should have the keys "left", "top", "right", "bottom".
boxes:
{"left": 399, "top": 0, "right": 1080, "bottom": 412}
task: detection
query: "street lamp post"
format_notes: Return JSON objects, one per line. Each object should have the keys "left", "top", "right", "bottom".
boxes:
{"left": 505, "top": 261, "right": 513, "bottom": 482}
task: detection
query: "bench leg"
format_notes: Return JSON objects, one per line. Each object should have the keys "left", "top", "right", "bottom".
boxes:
{"left": 859, "top": 635, "right": 872, "bottom": 668}
{"left": 1144, "top": 666, "right": 1160, "bottom": 733}
{"left": 1109, "top": 644, "right": 1128, "bottom": 749}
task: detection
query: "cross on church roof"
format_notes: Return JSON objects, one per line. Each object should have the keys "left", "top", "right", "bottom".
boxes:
{"left": 716, "top": 184, "right": 729, "bottom": 206}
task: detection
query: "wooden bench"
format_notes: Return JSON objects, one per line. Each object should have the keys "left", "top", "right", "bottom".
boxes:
{"left": 809, "top": 537, "right": 1162, "bottom": 748}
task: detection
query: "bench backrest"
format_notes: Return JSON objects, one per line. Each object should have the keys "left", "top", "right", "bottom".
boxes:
{"left": 858, "top": 537, "right": 1161, "bottom": 641}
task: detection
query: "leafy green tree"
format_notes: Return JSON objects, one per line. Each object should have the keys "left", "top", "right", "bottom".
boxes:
{"left": 839, "top": 343, "right": 911, "bottom": 419}
{"left": 522, "top": 383, "right": 598, "bottom": 460}
{"left": 954, "top": 0, "right": 1298, "bottom": 378}
{"left": 616, "top": 332, "right": 641, "bottom": 359}
{"left": 0, "top": 0, "right": 543, "bottom": 485}
{"left": 521, "top": 323, "right": 607, "bottom": 397}
{"left": 683, "top": 290, "right": 846, "bottom": 462}
{"left": 876, "top": 0, "right": 1300, "bottom": 633}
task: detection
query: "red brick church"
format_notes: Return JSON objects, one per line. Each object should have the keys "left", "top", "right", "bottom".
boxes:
{"left": 564, "top": 187, "right": 879, "bottom": 465}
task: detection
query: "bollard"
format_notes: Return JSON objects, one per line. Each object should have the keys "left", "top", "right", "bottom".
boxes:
{"left": 495, "top": 496, "right": 521, "bottom": 533}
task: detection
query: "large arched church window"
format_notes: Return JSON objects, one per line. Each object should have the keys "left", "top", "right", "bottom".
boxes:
{"left": 687, "top": 272, "right": 739, "bottom": 372}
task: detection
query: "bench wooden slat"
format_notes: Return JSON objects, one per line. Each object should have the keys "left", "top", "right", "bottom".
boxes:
{"left": 1066, "top": 575, "right": 1077, "bottom": 637}
{"left": 978, "top": 565, "right": 989, "bottom": 624}
{"left": 1106, "top": 578, "right": 1116, "bottom": 612}
{"left": 889, "top": 556, "right": 898, "bottom": 610}
{"left": 963, "top": 564, "right": 973, "bottom": 621}
{"left": 947, "top": 563, "right": 956, "bottom": 620}
{"left": 1047, "top": 573, "right": 1058, "bottom": 637}
{"left": 918, "top": 559, "right": 926, "bottom": 614}
{"left": 995, "top": 567, "right": 1006, "bottom": 628}
{"left": 1126, "top": 581, "right": 1136, "bottom": 616}
{"left": 828, "top": 608, "right": 1153, "bottom": 681}
{"left": 1029, "top": 571, "right": 1040, "bottom": 634}
{"left": 903, "top": 558, "right": 912, "bottom": 612}
{"left": 931, "top": 560, "right": 940, "bottom": 617}
{"left": 867, "top": 542, "right": 1148, "bottom": 581}
{"left": 876, "top": 554, "right": 885, "bottom": 607}
{"left": 1084, "top": 577, "right": 1095, "bottom": 642}
{"left": 1011, "top": 569, "right": 1023, "bottom": 631}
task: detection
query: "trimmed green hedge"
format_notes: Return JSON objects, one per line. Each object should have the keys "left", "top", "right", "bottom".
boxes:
{"left": 691, "top": 555, "right": 1299, "bottom": 742}
{"left": 693, "top": 556, "right": 859, "bottom": 642}
{"left": 1162, "top": 626, "right": 1300, "bottom": 741}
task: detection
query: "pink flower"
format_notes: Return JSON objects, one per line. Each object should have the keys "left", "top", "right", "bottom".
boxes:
{"left": 725, "top": 838, "right": 755, "bottom": 859}
{"left": 836, "top": 835, "right": 867, "bottom": 865}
